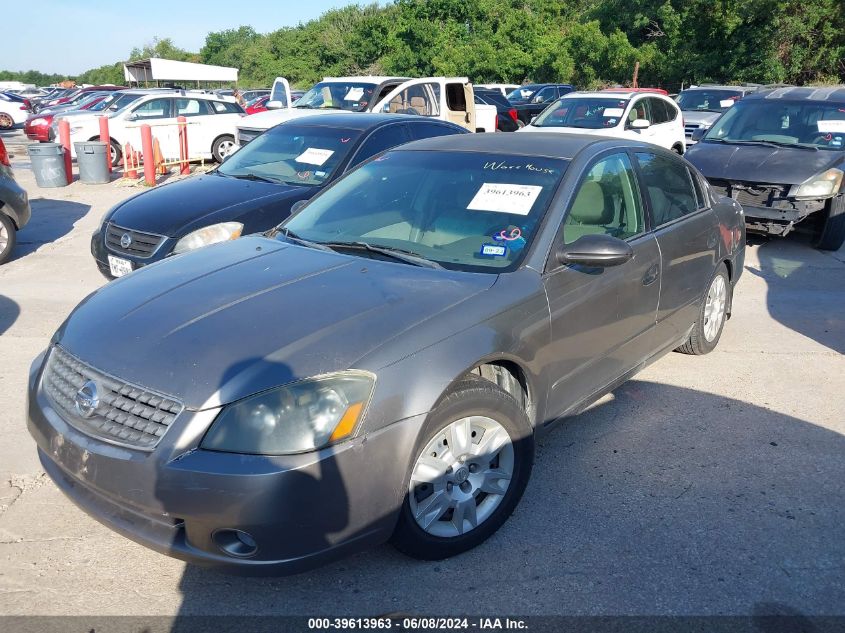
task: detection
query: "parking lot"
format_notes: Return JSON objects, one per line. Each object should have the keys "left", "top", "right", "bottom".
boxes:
{"left": 0, "top": 125, "right": 843, "bottom": 617}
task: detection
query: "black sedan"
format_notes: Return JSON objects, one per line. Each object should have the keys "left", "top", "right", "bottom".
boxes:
{"left": 507, "top": 83, "right": 576, "bottom": 127}
{"left": 91, "top": 113, "right": 468, "bottom": 279}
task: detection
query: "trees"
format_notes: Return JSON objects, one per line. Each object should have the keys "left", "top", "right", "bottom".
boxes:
{"left": 3, "top": 0, "right": 843, "bottom": 90}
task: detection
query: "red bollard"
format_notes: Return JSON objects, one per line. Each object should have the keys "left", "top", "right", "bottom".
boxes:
{"left": 58, "top": 119, "right": 73, "bottom": 184}
{"left": 140, "top": 124, "right": 155, "bottom": 186}
{"left": 177, "top": 115, "right": 189, "bottom": 175}
{"left": 98, "top": 116, "right": 111, "bottom": 173}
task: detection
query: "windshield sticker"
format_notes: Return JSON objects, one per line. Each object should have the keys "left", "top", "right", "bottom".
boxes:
{"left": 494, "top": 227, "right": 522, "bottom": 241}
{"left": 344, "top": 87, "right": 364, "bottom": 101}
{"left": 480, "top": 243, "right": 507, "bottom": 257}
{"left": 483, "top": 161, "right": 555, "bottom": 175}
{"left": 468, "top": 183, "right": 543, "bottom": 215}
{"left": 817, "top": 120, "right": 845, "bottom": 133}
{"left": 295, "top": 148, "right": 335, "bottom": 166}
{"left": 603, "top": 107, "right": 624, "bottom": 117}
{"left": 296, "top": 170, "right": 313, "bottom": 180}
{"left": 719, "top": 99, "right": 736, "bottom": 108}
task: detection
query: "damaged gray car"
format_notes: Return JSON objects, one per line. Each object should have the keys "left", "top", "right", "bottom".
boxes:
{"left": 27, "top": 134, "right": 744, "bottom": 573}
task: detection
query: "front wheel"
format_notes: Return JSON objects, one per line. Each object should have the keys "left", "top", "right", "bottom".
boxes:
{"left": 391, "top": 376, "right": 534, "bottom": 560}
{"left": 0, "top": 213, "right": 17, "bottom": 265}
{"left": 812, "top": 195, "right": 845, "bottom": 251}
{"left": 676, "top": 263, "right": 731, "bottom": 355}
{"left": 212, "top": 135, "right": 236, "bottom": 163}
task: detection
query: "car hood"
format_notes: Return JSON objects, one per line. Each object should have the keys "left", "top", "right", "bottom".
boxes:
{"left": 682, "top": 110, "right": 721, "bottom": 126}
{"left": 238, "top": 107, "right": 340, "bottom": 130}
{"left": 56, "top": 236, "right": 495, "bottom": 409}
{"left": 109, "top": 173, "right": 310, "bottom": 237}
{"left": 685, "top": 142, "right": 844, "bottom": 185}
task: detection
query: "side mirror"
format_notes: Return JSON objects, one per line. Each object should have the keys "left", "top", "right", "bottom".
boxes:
{"left": 691, "top": 127, "right": 707, "bottom": 142}
{"left": 556, "top": 234, "right": 634, "bottom": 268}
{"left": 125, "top": 112, "right": 138, "bottom": 122}
{"left": 290, "top": 199, "right": 308, "bottom": 214}
{"left": 266, "top": 100, "right": 284, "bottom": 110}
{"left": 629, "top": 118, "right": 650, "bottom": 130}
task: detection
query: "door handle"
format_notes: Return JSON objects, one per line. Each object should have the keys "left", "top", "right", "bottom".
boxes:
{"left": 642, "top": 264, "right": 659, "bottom": 286}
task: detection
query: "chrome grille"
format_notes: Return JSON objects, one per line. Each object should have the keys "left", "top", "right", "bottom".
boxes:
{"left": 105, "top": 223, "right": 164, "bottom": 258}
{"left": 42, "top": 346, "right": 183, "bottom": 451}
{"left": 237, "top": 127, "right": 262, "bottom": 146}
{"left": 684, "top": 123, "right": 700, "bottom": 137}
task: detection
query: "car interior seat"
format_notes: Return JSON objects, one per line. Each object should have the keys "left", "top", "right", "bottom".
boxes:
{"left": 564, "top": 180, "right": 616, "bottom": 242}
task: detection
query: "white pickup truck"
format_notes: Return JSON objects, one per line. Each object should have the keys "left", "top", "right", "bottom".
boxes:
{"left": 236, "top": 76, "right": 497, "bottom": 145}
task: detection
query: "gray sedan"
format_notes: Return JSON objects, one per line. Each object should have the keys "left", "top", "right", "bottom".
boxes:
{"left": 27, "top": 134, "right": 745, "bottom": 572}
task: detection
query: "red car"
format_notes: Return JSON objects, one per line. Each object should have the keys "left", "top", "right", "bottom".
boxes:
{"left": 37, "top": 85, "right": 125, "bottom": 111}
{"left": 24, "top": 94, "right": 109, "bottom": 142}
{"left": 245, "top": 95, "right": 270, "bottom": 115}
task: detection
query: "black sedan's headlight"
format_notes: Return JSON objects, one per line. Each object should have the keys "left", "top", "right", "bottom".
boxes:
{"left": 201, "top": 372, "right": 375, "bottom": 455}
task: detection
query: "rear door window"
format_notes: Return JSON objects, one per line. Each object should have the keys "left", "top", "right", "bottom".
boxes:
{"left": 635, "top": 152, "right": 698, "bottom": 226}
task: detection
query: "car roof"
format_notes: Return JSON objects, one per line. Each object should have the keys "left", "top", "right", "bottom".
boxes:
{"left": 276, "top": 112, "right": 463, "bottom": 131}
{"left": 392, "top": 131, "right": 646, "bottom": 160}
{"left": 746, "top": 85, "right": 845, "bottom": 102}
{"left": 321, "top": 76, "right": 410, "bottom": 83}
{"left": 682, "top": 85, "right": 752, "bottom": 91}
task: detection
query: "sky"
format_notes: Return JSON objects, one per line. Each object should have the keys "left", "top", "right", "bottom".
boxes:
{"left": 5, "top": 0, "right": 358, "bottom": 75}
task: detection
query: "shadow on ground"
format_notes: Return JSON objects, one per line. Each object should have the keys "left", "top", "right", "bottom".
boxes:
{"left": 10, "top": 199, "right": 89, "bottom": 262}
{"left": 747, "top": 233, "right": 845, "bottom": 354}
{"left": 166, "top": 380, "right": 844, "bottom": 619}
{"left": 0, "top": 294, "right": 20, "bottom": 335}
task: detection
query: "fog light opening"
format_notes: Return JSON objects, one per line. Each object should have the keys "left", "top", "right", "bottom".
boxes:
{"left": 212, "top": 529, "right": 258, "bottom": 558}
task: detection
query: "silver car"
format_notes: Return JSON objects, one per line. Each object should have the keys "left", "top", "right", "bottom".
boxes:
{"left": 28, "top": 133, "right": 745, "bottom": 572}
{"left": 0, "top": 137, "right": 30, "bottom": 264}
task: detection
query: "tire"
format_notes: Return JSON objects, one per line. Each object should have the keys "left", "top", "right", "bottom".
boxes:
{"left": 108, "top": 140, "right": 122, "bottom": 167}
{"left": 0, "top": 113, "right": 13, "bottom": 130}
{"left": 812, "top": 195, "right": 845, "bottom": 251}
{"left": 0, "top": 212, "right": 17, "bottom": 265}
{"left": 390, "top": 375, "right": 534, "bottom": 560}
{"left": 676, "top": 263, "right": 730, "bottom": 355}
{"left": 212, "top": 135, "right": 236, "bottom": 163}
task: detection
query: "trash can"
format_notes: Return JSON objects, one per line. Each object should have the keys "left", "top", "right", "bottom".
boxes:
{"left": 74, "top": 141, "right": 110, "bottom": 184}
{"left": 27, "top": 143, "right": 67, "bottom": 188}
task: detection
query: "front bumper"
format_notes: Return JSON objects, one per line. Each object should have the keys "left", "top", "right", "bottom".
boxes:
{"left": 0, "top": 170, "right": 31, "bottom": 229}
{"left": 27, "top": 352, "right": 423, "bottom": 573}
{"left": 90, "top": 228, "right": 174, "bottom": 280}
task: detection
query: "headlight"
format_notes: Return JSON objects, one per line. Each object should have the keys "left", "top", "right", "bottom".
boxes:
{"left": 29, "top": 117, "right": 47, "bottom": 126}
{"left": 172, "top": 221, "right": 243, "bottom": 254}
{"left": 792, "top": 168, "right": 844, "bottom": 199}
{"left": 201, "top": 372, "right": 375, "bottom": 455}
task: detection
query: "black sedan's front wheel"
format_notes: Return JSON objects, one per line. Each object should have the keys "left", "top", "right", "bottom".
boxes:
{"left": 391, "top": 375, "right": 533, "bottom": 560}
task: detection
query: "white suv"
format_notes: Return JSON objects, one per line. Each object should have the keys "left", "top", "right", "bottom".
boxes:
{"left": 67, "top": 92, "right": 245, "bottom": 165}
{"left": 520, "top": 90, "right": 686, "bottom": 153}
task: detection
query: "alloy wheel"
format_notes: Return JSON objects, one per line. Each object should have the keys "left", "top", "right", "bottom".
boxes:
{"left": 217, "top": 139, "right": 235, "bottom": 159}
{"left": 409, "top": 415, "right": 514, "bottom": 538}
{"left": 0, "top": 222, "right": 8, "bottom": 254}
{"left": 0, "top": 114, "right": 13, "bottom": 129}
{"left": 703, "top": 274, "right": 727, "bottom": 342}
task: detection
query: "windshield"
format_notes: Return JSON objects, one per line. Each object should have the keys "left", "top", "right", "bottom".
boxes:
{"left": 533, "top": 97, "right": 629, "bottom": 129}
{"left": 677, "top": 89, "right": 742, "bottom": 113}
{"left": 704, "top": 99, "right": 845, "bottom": 150}
{"left": 294, "top": 81, "right": 379, "bottom": 112}
{"left": 218, "top": 124, "right": 362, "bottom": 186}
{"left": 506, "top": 86, "right": 538, "bottom": 103}
{"left": 280, "top": 150, "right": 567, "bottom": 272}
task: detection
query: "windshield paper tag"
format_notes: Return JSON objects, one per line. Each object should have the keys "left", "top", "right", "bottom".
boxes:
{"left": 296, "top": 148, "right": 334, "bottom": 166}
{"left": 817, "top": 120, "right": 845, "bottom": 133}
{"left": 480, "top": 243, "right": 507, "bottom": 257}
{"left": 719, "top": 99, "right": 736, "bottom": 108}
{"left": 603, "top": 107, "right": 624, "bottom": 117}
{"left": 468, "top": 183, "right": 542, "bottom": 215}
{"left": 344, "top": 87, "right": 364, "bottom": 101}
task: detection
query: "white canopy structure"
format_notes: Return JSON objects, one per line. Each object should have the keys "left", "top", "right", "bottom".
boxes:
{"left": 123, "top": 58, "right": 238, "bottom": 86}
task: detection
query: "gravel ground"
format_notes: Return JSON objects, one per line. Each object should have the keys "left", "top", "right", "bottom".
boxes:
{"left": 0, "top": 131, "right": 843, "bottom": 618}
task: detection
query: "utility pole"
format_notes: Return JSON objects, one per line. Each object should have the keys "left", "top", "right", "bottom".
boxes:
{"left": 632, "top": 61, "right": 640, "bottom": 88}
